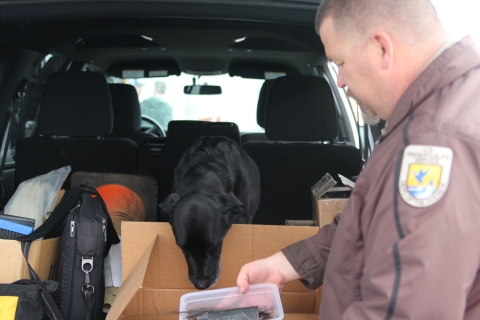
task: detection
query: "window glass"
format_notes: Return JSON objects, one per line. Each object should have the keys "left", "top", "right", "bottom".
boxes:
{"left": 108, "top": 73, "right": 264, "bottom": 132}
{"left": 327, "top": 62, "right": 360, "bottom": 149}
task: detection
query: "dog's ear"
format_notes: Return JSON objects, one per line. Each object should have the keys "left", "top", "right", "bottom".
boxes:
{"left": 214, "top": 192, "right": 244, "bottom": 216}
{"left": 158, "top": 193, "right": 181, "bottom": 216}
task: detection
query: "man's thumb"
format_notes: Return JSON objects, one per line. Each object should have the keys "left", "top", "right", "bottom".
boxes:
{"left": 237, "top": 271, "right": 250, "bottom": 294}
{"left": 238, "top": 282, "right": 249, "bottom": 294}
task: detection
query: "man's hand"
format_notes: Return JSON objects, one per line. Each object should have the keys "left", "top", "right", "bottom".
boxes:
{"left": 236, "top": 251, "right": 302, "bottom": 294}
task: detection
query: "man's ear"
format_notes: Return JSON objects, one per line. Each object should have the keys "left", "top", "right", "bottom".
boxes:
{"left": 213, "top": 192, "right": 244, "bottom": 216}
{"left": 371, "top": 30, "right": 394, "bottom": 70}
{"left": 158, "top": 193, "right": 181, "bottom": 216}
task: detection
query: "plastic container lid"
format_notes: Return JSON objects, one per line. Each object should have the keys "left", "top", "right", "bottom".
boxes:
{"left": 179, "top": 283, "right": 284, "bottom": 320}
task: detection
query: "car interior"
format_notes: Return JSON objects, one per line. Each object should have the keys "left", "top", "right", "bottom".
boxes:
{"left": 0, "top": 0, "right": 375, "bottom": 225}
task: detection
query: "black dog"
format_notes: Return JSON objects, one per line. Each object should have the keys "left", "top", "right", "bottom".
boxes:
{"left": 159, "top": 136, "right": 260, "bottom": 290}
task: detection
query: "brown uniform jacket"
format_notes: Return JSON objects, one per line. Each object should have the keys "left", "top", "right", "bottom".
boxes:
{"left": 283, "top": 36, "right": 480, "bottom": 319}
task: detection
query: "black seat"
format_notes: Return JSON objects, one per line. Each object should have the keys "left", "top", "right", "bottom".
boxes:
{"left": 14, "top": 71, "right": 138, "bottom": 189}
{"left": 146, "top": 120, "right": 241, "bottom": 206}
{"left": 108, "top": 83, "right": 157, "bottom": 145}
{"left": 241, "top": 79, "right": 274, "bottom": 145}
{"left": 166, "top": 120, "right": 241, "bottom": 167}
{"left": 243, "top": 76, "right": 363, "bottom": 225}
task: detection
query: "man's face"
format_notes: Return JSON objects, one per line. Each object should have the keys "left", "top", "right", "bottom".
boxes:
{"left": 320, "top": 16, "right": 382, "bottom": 125}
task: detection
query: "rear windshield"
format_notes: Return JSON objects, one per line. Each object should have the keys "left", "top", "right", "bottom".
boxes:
{"left": 108, "top": 74, "right": 264, "bottom": 132}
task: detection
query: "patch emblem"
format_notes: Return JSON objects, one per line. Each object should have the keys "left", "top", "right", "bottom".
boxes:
{"left": 399, "top": 145, "right": 453, "bottom": 207}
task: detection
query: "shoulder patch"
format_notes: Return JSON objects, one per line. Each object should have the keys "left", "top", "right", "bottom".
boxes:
{"left": 399, "top": 145, "right": 453, "bottom": 208}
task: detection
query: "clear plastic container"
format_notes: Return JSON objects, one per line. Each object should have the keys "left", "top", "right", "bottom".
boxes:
{"left": 179, "top": 283, "right": 284, "bottom": 320}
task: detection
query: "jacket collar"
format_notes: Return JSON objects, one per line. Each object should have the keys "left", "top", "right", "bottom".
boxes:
{"left": 381, "top": 35, "right": 480, "bottom": 140}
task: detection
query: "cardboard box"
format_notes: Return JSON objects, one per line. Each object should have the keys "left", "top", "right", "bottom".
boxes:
{"left": 107, "top": 222, "right": 321, "bottom": 320}
{"left": 314, "top": 199, "right": 348, "bottom": 229}
{"left": 0, "top": 188, "right": 64, "bottom": 284}
{"left": 285, "top": 220, "right": 315, "bottom": 226}
{"left": 0, "top": 237, "right": 60, "bottom": 283}
{"left": 311, "top": 174, "right": 353, "bottom": 228}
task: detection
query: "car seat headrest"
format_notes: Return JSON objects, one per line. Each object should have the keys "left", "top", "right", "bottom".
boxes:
{"left": 265, "top": 76, "right": 338, "bottom": 141}
{"left": 256, "top": 79, "right": 274, "bottom": 128}
{"left": 38, "top": 71, "right": 113, "bottom": 137}
{"left": 108, "top": 84, "right": 142, "bottom": 133}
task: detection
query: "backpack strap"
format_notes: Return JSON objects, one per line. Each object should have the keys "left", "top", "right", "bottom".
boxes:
{"left": 16, "top": 186, "right": 82, "bottom": 241}
{"left": 21, "top": 241, "right": 64, "bottom": 320}
{"left": 21, "top": 241, "right": 40, "bottom": 282}
{"left": 41, "top": 285, "right": 64, "bottom": 320}
{"left": 17, "top": 184, "right": 120, "bottom": 249}
{"left": 82, "top": 283, "right": 95, "bottom": 320}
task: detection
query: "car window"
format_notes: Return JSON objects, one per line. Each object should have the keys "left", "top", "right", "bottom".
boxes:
{"left": 0, "top": 55, "right": 66, "bottom": 165}
{"left": 432, "top": 0, "right": 479, "bottom": 43}
{"left": 326, "top": 62, "right": 361, "bottom": 149}
{"left": 108, "top": 74, "right": 264, "bottom": 132}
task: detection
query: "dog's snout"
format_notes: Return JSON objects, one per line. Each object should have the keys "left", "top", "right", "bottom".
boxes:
{"left": 193, "top": 280, "right": 211, "bottom": 290}
{"left": 189, "top": 260, "right": 221, "bottom": 291}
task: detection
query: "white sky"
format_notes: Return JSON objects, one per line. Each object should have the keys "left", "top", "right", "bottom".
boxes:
{"left": 432, "top": 0, "right": 480, "bottom": 43}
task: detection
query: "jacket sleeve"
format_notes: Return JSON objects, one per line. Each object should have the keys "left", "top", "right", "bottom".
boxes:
{"left": 282, "top": 214, "right": 340, "bottom": 290}
{"left": 342, "top": 137, "right": 480, "bottom": 319}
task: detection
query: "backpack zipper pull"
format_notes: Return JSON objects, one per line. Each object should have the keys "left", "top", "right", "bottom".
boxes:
{"left": 69, "top": 204, "right": 81, "bottom": 213}
{"left": 82, "top": 256, "right": 93, "bottom": 285}
{"left": 81, "top": 256, "right": 95, "bottom": 319}
{"left": 70, "top": 220, "right": 75, "bottom": 237}
{"left": 95, "top": 214, "right": 107, "bottom": 242}
{"left": 102, "top": 225, "right": 107, "bottom": 242}
{"left": 69, "top": 204, "right": 81, "bottom": 237}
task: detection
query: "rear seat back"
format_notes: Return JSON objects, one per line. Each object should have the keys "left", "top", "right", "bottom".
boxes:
{"left": 138, "top": 120, "right": 241, "bottom": 209}
{"left": 166, "top": 120, "right": 241, "bottom": 168}
{"left": 14, "top": 71, "right": 137, "bottom": 189}
{"left": 243, "top": 76, "right": 362, "bottom": 225}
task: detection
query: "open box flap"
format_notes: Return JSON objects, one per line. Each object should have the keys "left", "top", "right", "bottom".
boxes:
{"left": 116, "top": 222, "right": 321, "bottom": 319}
{"left": 106, "top": 235, "right": 157, "bottom": 320}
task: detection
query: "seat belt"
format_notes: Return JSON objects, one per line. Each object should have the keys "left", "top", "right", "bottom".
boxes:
{"left": 0, "top": 80, "right": 27, "bottom": 209}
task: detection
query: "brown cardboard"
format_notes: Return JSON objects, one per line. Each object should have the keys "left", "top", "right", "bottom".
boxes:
{"left": 0, "top": 237, "right": 60, "bottom": 283}
{"left": 285, "top": 220, "right": 314, "bottom": 226}
{"left": 311, "top": 174, "right": 353, "bottom": 228}
{"left": 55, "top": 189, "right": 65, "bottom": 207}
{"left": 315, "top": 199, "right": 349, "bottom": 229}
{"left": 108, "top": 222, "right": 321, "bottom": 320}
{"left": 107, "top": 235, "right": 158, "bottom": 320}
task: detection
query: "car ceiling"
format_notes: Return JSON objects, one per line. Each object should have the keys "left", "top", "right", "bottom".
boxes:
{"left": 0, "top": 0, "right": 326, "bottom": 77}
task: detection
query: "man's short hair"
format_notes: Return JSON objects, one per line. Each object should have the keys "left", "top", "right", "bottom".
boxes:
{"left": 315, "top": 0, "right": 439, "bottom": 37}
{"left": 155, "top": 80, "right": 167, "bottom": 94}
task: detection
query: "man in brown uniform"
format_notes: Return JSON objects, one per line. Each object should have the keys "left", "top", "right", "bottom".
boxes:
{"left": 237, "top": 0, "right": 480, "bottom": 318}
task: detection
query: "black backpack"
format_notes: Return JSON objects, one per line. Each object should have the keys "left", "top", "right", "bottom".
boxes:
{"left": 18, "top": 184, "right": 120, "bottom": 320}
